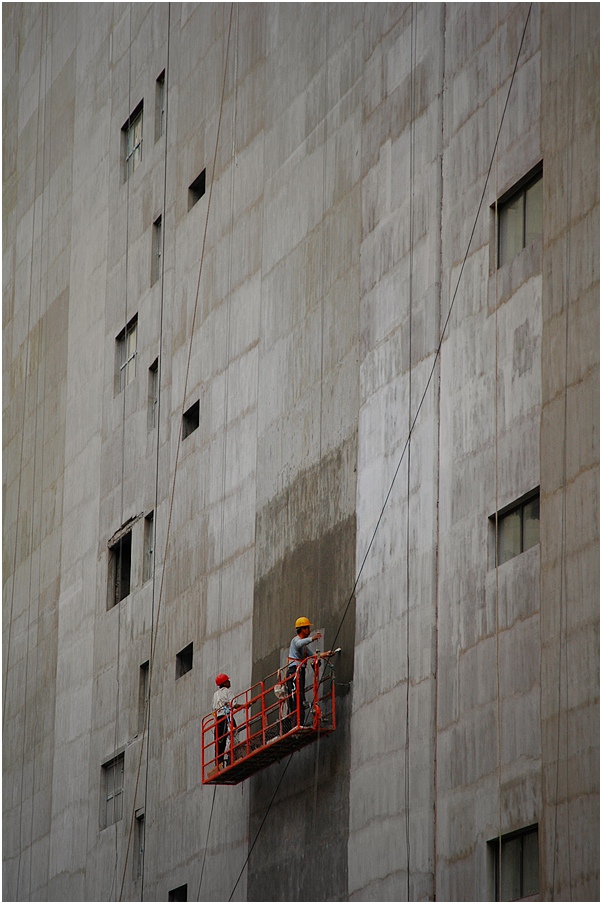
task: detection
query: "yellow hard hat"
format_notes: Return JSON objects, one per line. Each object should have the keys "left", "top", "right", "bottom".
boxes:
{"left": 295, "top": 616, "right": 312, "bottom": 629}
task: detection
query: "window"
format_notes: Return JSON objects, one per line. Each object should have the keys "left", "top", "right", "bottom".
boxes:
{"left": 138, "top": 661, "right": 149, "bottom": 734}
{"left": 497, "top": 168, "right": 543, "bottom": 267}
{"left": 108, "top": 528, "right": 132, "bottom": 607}
{"left": 148, "top": 358, "right": 159, "bottom": 430}
{"left": 182, "top": 400, "right": 199, "bottom": 439}
{"left": 493, "top": 490, "right": 540, "bottom": 566}
{"left": 168, "top": 885, "right": 187, "bottom": 902}
{"left": 143, "top": 512, "right": 154, "bottom": 584}
{"left": 101, "top": 754, "right": 124, "bottom": 829}
{"left": 176, "top": 643, "right": 193, "bottom": 679}
{"left": 188, "top": 169, "right": 206, "bottom": 210}
{"left": 155, "top": 70, "right": 166, "bottom": 141}
{"left": 151, "top": 215, "right": 162, "bottom": 285}
{"left": 490, "top": 825, "right": 539, "bottom": 901}
{"left": 116, "top": 315, "right": 138, "bottom": 394}
{"left": 134, "top": 810, "right": 145, "bottom": 879}
{"left": 122, "top": 102, "right": 143, "bottom": 181}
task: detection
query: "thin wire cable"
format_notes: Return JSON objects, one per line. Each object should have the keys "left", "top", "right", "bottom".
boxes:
{"left": 119, "top": 6, "right": 235, "bottom": 899}
{"left": 330, "top": 2, "right": 533, "bottom": 655}
{"left": 228, "top": 754, "right": 295, "bottom": 902}
{"left": 493, "top": 4, "right": 503, "bottom": 899}
{"left": 140, "top": 5, "right": 172, "bottom": 900}
{"left": 310, "top": 0, "right": 330, "bottom": 855}
{"left": 196, "top": 4, "right": 239, "bottom": 900}
{"left": 224, "top": 7, "right": 534, "bottom": 900}
{"left": 404, "top": 6, "right": 416, "bottom": 898}
{"left": 432, "top": 6, "right": 446, "bottom": 899}
{"left": 552, "top": 5, "right": 576, "bottom": 899}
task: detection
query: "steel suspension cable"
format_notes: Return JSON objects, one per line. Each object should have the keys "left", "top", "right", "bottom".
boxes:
{"left": 196, "top": 3, "right": 239, "bottom": 900}
{"left": 404, "top": 6, "right": 416, "bottom": 898}
{"left": 432, "top": 6, "right": 446, "bottom": 899}
{"left": 494, "top": 5, "right": 503, "bottom": 899}
{"left": 330, "top": 2, "right": 533, "bottom": 655}
{"left": 141, "top": 4, "right": 172, "bottom": 901}
{"left": 552, "top": 5, "right": 576, "bottom": 899}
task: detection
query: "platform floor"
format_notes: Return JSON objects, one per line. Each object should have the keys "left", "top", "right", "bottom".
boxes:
{"left": 203, "top": 722, "right": 335, "bottom": 785}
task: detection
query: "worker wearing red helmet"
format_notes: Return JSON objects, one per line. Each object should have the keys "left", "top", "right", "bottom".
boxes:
{"left": 285, "top": 617, "right": 333, "bottom": 728}
{"left": 212, "top": 673, "right": 235, "bottom": 769}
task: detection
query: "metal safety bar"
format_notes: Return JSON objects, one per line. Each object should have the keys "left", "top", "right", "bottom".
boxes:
{"left": 201, "top": 654, "right": 336, "bottom": 785}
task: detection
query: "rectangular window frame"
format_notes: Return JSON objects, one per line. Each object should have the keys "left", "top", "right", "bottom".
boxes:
{"left": 134, "top": 809, "right": 145, "bottom": 879}
{"left": 138, "top": 660, "right": 150, "bottom": 735}
{"left": 148, "top": 358, "right": 159, "bottom": 430}
{"left": 122, "top": 101, "right": 144, "bottom": 182}
{"left": 155, "top": 70, "right": 166, "bottom": 141}
{"left": 101, "top": 753, "right": 125, "bottom": 830}
{"left": 496, "top": 164, "right": 543, "bottom": 268}
{"left": 151, "top": 215, "right": 162, "bottom": 286}
{"left": 116, "top": 314, "right": 138, "bottom": 394}
{"left": 490, "top": 489, "right": 540, "bottom": 567}
{"left": 143, "top": 512, "right": 154, "bottom": 584}
{"left": 108, "top": 527, "right": 133, "bottom": 608}
{"left": 490, "top": 824, "right": 539, "bottom": 901}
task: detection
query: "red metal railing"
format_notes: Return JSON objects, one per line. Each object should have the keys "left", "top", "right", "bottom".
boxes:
{"left": 201, "top": 655, "right": 336, "bottom": 785}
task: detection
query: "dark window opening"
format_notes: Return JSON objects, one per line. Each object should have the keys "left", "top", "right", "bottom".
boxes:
{"left": 497, "top": 166, "right": 543, "bottom": 267}
{"left": 155, "top": 70, "right": 166, "bottom": 142}
{"left": 182, "top": 400, "right": 199, "bottom": 439}
{"left": 490, "top": 824, "right": 539, "bottom": 901}
{"left": 176, "top": 643, "right": 193, "bottom": 679}
{"left": 138, "top": 661, "right": 150, "bottom": 735}
{"left": 148, "top": 358, "right": 159, "bottom": 431}
{"left": 168, "top": 884, "right": 188, "bottom": 902}
{"left": 151, "top": 215, "right": 162, "bottom": 285}
{"left": 188, "top": 169, "right": 206, "bottom": 210}
{"left": 143, "top": 512, "right": 154, "bottom": 584}
{"left": 101, "top": 754, "right": 124, "bottom": 829}
{"left": 491, "top": 489, "right": 540, "bottom": 566}
{"left": 134, "top": 811, "right": 145, "bottom": 879}
{"left": 122, "top": 101, "right": 143, "bottom": 181}
{"left": 115, "top": 314, "right": 138, "bottom": 394}
{"left": 108, "top": 530, "right": 132, "bottom": 607}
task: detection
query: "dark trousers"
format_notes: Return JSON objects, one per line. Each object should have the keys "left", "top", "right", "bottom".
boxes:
{"left": 286, "top": 664, "right": 307, "bottom": 727}
{"left": 215, "top": 715, "right": 228, "bottom": 766}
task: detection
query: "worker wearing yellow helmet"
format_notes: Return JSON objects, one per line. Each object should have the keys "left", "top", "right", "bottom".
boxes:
{"left": 285, "top": 617, "right": 333, "bottom": 728}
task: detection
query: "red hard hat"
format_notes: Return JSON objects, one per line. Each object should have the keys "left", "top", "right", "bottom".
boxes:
{"left": 215, "top": 673, "right": 230, "bottom": 687}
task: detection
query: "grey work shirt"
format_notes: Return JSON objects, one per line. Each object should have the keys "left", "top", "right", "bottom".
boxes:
{"left": 288, "top": 634, "right": 317, "bottom": 667}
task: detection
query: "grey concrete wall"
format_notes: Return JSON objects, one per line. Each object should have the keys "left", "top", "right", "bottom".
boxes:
{"left": 2, "top": 4, "right": 598, "bottom": 903}
{"left": 350, "top": 3, "right": 445, "bottom": 899}
{"left": 539, "top": 4, "right": 600, "bottom": 901}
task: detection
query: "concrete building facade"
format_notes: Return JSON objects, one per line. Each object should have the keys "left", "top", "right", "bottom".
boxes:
{"left": 3, "top": 3, "right": 598, "bottom": 901}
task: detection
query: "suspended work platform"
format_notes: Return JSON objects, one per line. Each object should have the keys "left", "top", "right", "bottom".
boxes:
{"left": 201, "top": 655, "right": 336, "bottom": 785}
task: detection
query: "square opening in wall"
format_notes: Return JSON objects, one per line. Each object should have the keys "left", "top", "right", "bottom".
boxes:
{"left": 182, "top": 400, "right": 199, "bottom": 439}
{"left": 176, "top": 643, "right": 193, "bottom": 679}
{"left": 188, "top": 169, "right": 206, "bottom": 210}
{"left": 168, "top": 885, "right": 187, "bottom": 902}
